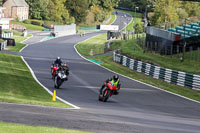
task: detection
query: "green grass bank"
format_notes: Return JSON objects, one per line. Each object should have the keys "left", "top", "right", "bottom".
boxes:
{"left": 75, "top": 33, "right": 200, "bottom": 102}
{"left": 0, "top": 30, "right": 70, "bottom": 108}
{"left": 11, "top": 21, "right": 45, "bottom": 31}
{"left": 0, "top": 122, "right": 92, "bottom": 133}
{"left": 0, "top": 53, "right": 70, "bottom": 107}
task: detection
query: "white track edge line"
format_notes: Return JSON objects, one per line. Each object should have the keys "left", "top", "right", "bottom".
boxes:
{"left": 21, "top": 56, "right": 80, "bottom": 109}
{"left": 0, "top": 101, "right": 78, "bottom": 110}
{"left": 74, "top": 44, "right": 200, "bottom": 104}
{"left": 18, "top": 32, "right": 80, "bottom": 109}
{"left": 19, "top": 34, "right": 33, "bottom": 53}
{"left": 73, "top": 13, "right": 200, "bottom": 105}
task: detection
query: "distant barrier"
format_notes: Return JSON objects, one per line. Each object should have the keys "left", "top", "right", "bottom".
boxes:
{"left": 113, "top": 52, "right": 200, "bottom": 91}
{"left": 53, "top": 24, "right": 76, "bottom": 37}
{"left": 80, "top": 15, "right": 111, "bottom": 31}
{"left": 2, "top": 32, "right": 13, "bottom": 38}
{"left": 0, "top": 40, "right": 7, "bottom": 50}
{"left": 11, "top": 24, "right": 26, "bottom": 31}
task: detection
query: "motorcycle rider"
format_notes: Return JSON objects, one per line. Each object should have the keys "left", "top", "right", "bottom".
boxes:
{"left": 54, "top": 57, "right": 62, "bottom": 66}
{"left": 100, "top": 75, "right": 121, "bottom": 96}
{"left": 52, "top": 57, "right": 69, "bottom": 79}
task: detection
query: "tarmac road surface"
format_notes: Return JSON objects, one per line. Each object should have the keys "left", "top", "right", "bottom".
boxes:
{"left": 0, "top": 11, "right": 200, "bottom": 133}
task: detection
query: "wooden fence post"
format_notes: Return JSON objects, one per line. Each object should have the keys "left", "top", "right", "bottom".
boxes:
{"left": 190, "top": 46, "right": 192, "bottom": 61}
{"left": 198, "top": 47, "right": 200, "bottom": 62}
{"left": 170, "top": 45, "right": 173, "bottom": 58}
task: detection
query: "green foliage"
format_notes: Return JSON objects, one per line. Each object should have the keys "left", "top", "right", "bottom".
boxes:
{"left": 118, "top": 0, "right": 135, "bottom": 9}
{"left": 66, "top": 0, "right": 89, "bottom": 24}
{"left": 134, "top": 23, "right": 143, "bottom": 34}
{"left": 91, "top": 5, "right": 106, "bottom": 22}
{"left": 48, "top": 0, "right": 74, "bottom": 24}
{"left": 181, "top": 1, "right": 200, "bottom": 17}
{"left": 25, "top": 0, "right": 46, "bottom": 20}
{"left": 151, "top": 0, "right": 179, "bottom": 25}
{"left": 26, "top": 0, "right": 120, "bottom": 24}
{"left": 98, "top": 0, "right": 120, "bottom": 13}
{"left": 118, "top": 0, "right": 200, "bottom": 26}
{"left": 150, "top": 0, "right": 200, "bottom": 26}
{"left": 11, "top": 20, "right": 45, "bottom": 31}
{"left": 26, "top": 0, "right": 74, "bottom": 24}
{"left": 118, "top": 0, "right": 153, "bottom": 11}
{"left": 31, "top": 20, "right": 44, "bottom": 26}
{"left": 23, "top": 19, "right": 31, "bottom": 24}
{"left": 177, "top": 8, "right": 188, "bottom": 20}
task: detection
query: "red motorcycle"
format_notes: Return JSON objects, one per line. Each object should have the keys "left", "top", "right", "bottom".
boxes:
{"left": 99, "top": 81, "right": 118, "bottom": 102}
{"left": 51, "top": 64, "right": 59, "bottom": 79}
{"left": 51, "top": 63, "right": 69, "bottom": 89}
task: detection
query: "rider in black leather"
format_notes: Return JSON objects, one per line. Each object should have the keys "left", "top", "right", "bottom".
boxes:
{"left": 54, "top": 57, "right": 62, "bottom": 66}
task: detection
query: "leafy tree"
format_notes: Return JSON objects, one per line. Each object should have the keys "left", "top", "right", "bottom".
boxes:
{"left": 39, "top": 0, "right": 50, "bottom": 20}
{"left": 118, "top": 0, "right": 154, "bottom": 11}
{"left": 134, "top": 23, "right": 143, "bottom": 38}
{"left": 182, "top": 1, "right": 200, "bottom": 17}
{"left": 118, "top": 0, "right": 135, "bottom": 9}
{"left": 177, "top": 8, "right": 188, "bottom": 20}
{"left": 99, "top": 0, "right": 120, "bottom": 12}
{"left": 150, "top": 0, "right": 179, "bottom": 25}
{"left": 25, "top": 0, "right": 50, "bottom": 20}
{"left": 26, "top": 0, "right": 40, "bottom": 19}
{"left": 48, "top": 0, "right": 73, "bottom": 24}
{"left": 65, "top": 0, "right": 89, "bottom": 24}
{"left": 88, "top": 0, "right": 99, "bottom": 8}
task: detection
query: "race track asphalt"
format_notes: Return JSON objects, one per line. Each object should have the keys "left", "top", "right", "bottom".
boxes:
{"left": 0, "top": 11, "right": 200, "bottom": 133}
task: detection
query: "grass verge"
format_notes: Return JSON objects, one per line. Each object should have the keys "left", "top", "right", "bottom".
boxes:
{"left": 89, "top": 56, "right": 200, "bottom": 102}
{"left": 76, "top": 34, "right": 107, "bottom": 56}
{"left": 77, "top": 12, "right": 116, "bottom": 34}
{"left": 117, "top": 11, "right": 143, "bottom": 32}
{"left": 106, "top": 13, "right": 116, "bottom": 25}
{"left": 0, "top": 53, "right": 70, "bottom": 107}
{"left": 7, "top": 34, "right": 32, "bottom": 52}
{"left": 75, "top": 30, "right": 200, "bottom": 102}
{"left": 115, "top": 9, "right": 142, "bottom": 18}
{"left": 11, "top": 21, "right": 45, "bottom": 31}
{"left": 0, "top": 121, "right": 92, "bottom": 133}
{"left": 112, "top": 39, "right": 200, "bottom": 74}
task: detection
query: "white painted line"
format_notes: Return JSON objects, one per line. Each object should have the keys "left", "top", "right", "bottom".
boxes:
{"left": 15, "top": 11, "right": 130, "bottom": 110}
{"left": 0, "top": 101, "right": 78, "bottom": 110}
{"left": 74, "top": 12, "right": 200, "bottom": 105}
{"left": 19, "top": 34, "right": 33, "bottom": 53}
{"left": 20, "top": 54, "right": 80, "bottom": 110}
{"left": 75, "top": 45, "right": 200, "bottom": 104}
{"left": 17, "top": 31, "right": 101, "bottom": 110}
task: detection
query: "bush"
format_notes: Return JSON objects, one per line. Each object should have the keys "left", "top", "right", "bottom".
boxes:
{"left": 31, "top": 20, "right": 44, "bottom": 26}
{"left": 0, "top": 39, "right": 4, "bottom": 43}
{"left": 23, "top": 19, "right": 31, "bottom": 24}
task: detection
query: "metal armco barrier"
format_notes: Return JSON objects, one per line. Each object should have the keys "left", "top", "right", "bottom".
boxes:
{"left": 113, "top": 52, "right": 200, "bottom": 91}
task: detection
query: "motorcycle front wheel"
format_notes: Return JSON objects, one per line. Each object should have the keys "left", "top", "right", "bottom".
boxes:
{"left": 55, "top": 76, "right": 62, "bottom": 89}
{"left": 102, "top": 88, "right": 110, "bottom": 102}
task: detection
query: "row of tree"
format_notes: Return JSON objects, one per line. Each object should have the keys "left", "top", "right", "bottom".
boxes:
{"left": 25, "top": 0, "right": 120, "bottom": 25}
{"left": 118, "top": 0, "right": 200, "bottom": 26}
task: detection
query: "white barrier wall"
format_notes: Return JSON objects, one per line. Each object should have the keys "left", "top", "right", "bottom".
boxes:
{"left": 53, "top": 24, "right": 76, "bottom": 37}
